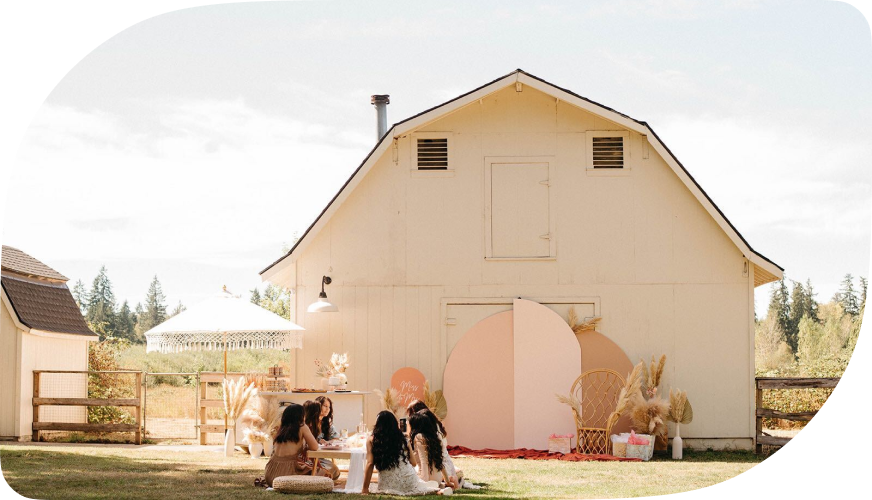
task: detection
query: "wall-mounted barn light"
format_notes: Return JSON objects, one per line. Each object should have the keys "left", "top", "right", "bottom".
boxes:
{"left": 307, "top": 275, "right": 338, "bottom": 313}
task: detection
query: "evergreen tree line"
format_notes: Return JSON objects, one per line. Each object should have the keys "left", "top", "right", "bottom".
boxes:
{"left": 757, "top": 273, "right": 865, "bottom": 376}
{"left": 249, "top": 284, "right": 292, "bottom": 320}
{"left": 71, "top": 266, "right": 185, "bottom": 342}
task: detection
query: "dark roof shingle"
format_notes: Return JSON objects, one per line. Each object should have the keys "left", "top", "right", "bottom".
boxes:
{"left": 2, "top": 275, "right": 96, "bottom": 337}
{"left": 1, "top": 246, "right": 68, "bottom": 281}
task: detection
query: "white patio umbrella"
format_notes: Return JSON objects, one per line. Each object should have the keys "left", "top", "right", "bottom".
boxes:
{"left": 144, "top": 287, "right": 304, "bottom": 431}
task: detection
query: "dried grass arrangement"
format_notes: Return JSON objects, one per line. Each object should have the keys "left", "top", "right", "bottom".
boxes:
{"left": 629, "top": 393, "right": 670, "bottom": 436}
{"left": 641, "top": 354, "right": 666, "bottom": 398}
{"left": 239, "top": 395, "right": 282, "bottom": 438}
{"left": 223, "top": 377, "right": 257, "bottom": 423}
{"left": 615, "top": 362, "right": 644, "bottom": 417}
{"left": 373, "top": 387, "right": 402, "bottom": 419}
{"left": 423, "top": 381, "right": 448, "bottom": 420}
{"left": 567, "top": 307, "right": 602, "bottom": 334}
{"left": 668, "top": 388, "right": 693, "bottom": 425}
{"left": 555, "top": 393, "right": 583, "bottom": 426}
{"left": 243, "top": 427, "right": 270, "bottom": 444}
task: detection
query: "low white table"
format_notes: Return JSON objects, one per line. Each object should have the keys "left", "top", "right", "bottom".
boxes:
{"left": 308, "top": 448, "right": 367, "bottom": 493}
{"left": 259, "top": 391, "right": 370, "bottom": 435}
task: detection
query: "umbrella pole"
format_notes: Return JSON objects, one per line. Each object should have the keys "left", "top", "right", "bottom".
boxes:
{"left": 223, "top": 332, "right": 228, "bottom": 434}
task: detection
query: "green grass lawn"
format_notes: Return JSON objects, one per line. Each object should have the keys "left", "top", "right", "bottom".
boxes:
{"left": 0, "top": 444, "right": 762, "bottom": 500}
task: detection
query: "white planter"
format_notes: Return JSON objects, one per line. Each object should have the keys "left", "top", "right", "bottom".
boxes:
{"left": 224, "top": 427, "right": 236, "bottom": 458}
{"left": 264, "top": 440, "right": 273, "bottom": 457}
{"left": 249, "top": 442, "right": 264, "bottom": 458}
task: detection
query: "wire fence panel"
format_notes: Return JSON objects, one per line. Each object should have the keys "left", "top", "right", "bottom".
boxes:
{"left": 144, "top": 372, "right": 199, "bottom": 440}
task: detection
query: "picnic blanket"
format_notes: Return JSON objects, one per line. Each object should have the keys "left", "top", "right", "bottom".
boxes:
{"left": 447, "top": 446, "right": 641, "bottom": 462}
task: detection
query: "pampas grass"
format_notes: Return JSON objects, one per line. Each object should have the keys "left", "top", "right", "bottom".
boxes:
{"left": 555, "top": 393, "right": 583, "bottom": 425}
{"left": 423, "top": 381, "right": 448, "bottom": 420}
{"left": 223, "top": 377, "right": 257, "bottom": 422}
{"left": 242, "top": 394, "right": 282, "bottom": 437}
{"left": 629, "top": 393, "right": 670, "bottom": 436}
{"left": 641, "top": 354, "right": 666, "bottom": 398}
{"left": 668, "top": 388, "right": 693, "bottom": 425}
{"left": 243, "top": 427, "right": 270, "bottom": 444}
{"left": 616, "top": 362, "right": 645, "bottom": 417}
{"left": 567, "top": 307, "right": 602, "bottom": 334}
{"left": 373, "top": 387, "right": 402, "bottom": 419}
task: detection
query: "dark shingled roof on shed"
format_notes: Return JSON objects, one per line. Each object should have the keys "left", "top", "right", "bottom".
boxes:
{"left": 1, "top": 276, "right": 96, "bottom": 336}
{"left": 1, "top": 245, "right": 68, "bottom": 281}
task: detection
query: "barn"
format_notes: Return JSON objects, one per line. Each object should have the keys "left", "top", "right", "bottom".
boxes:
{"left": 1, "top": 245, "right": 98, "bottom": 441}
{"left": 260, "top": 70, "right": 782, "bottom": 450}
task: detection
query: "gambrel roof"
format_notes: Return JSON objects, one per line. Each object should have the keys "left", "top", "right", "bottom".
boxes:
{"left": 261, "top": 69, "right": 783, "bottom": 286}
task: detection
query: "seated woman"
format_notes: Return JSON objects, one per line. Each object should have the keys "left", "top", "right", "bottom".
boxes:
{"left": 263, "top": 404, "right": 334, "bottom": 487}
{"left": 361, "top": 411, "right": 451, "bottom": 496}
{"left": 302, "top": 400, "right": 340, "bottom": 480}
{"left": 409, "top": 411, "right": 454, "bottom": 488}
{"left": 406, "top": 402, "right": 479, "bottom": 490}
{"left": 315, "top": 395, "right": 338, "bottom": 442}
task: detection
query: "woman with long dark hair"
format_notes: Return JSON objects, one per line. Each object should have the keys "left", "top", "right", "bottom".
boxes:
{"left": 361, "top": 411, "right": 449, "bottom": 496}
{"left": 262, "top": 404, "right": 333, "bottom": 487}
{"left": 314, "top": 395, "right": 337, "bottom": 442}
{"left": 301, "top": 400, "right": 339, "bottom": 480}
{"left": 409, "top": 411, "right": 452, "bottom": 486}
{"left": 406, "top": 400, "right": 446, "bottom": 437}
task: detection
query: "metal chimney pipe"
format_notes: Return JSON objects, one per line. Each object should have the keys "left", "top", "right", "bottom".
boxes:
{"left": 371, "top": 94, "right": 390, "bottom": 140}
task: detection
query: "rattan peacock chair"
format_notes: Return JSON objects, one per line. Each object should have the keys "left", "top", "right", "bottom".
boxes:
{"left": 569, "top": 369, "right": 626, "bottom": 455}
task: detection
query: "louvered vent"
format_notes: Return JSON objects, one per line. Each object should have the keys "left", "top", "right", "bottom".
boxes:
{"left": 417, "top": 138, "right": 449, "bottom": 170}
{"left": 591, "top": 136, "right": 624, "bottom": 168}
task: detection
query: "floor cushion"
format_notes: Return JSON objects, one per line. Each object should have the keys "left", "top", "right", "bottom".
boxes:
{"left": 272, "top": 475, "right": 334, "bottom": 494}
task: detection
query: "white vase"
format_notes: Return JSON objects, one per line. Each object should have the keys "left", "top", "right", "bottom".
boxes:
{"left": 224, "top": 427, "right": 236, "bottom": 458}
{"left": 249, "top": 442, "right": 264, "bottom": 459}
{"left": 672, "top": 424, "right": 683, "bottom": 460}
{"left": 263, "top": 440, "right": 273, "bottom": 457}
{"left": 337, "top": 373, "right": 348, "bottom": 387}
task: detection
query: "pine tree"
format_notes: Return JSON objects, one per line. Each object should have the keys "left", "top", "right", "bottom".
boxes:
{"left": 768, "top": 277, "right": 792, "bottom": 350}
{"left": 838, "top": 273, "right": 860, "bottom": 316}
{"left": 805, "top": 279, "right": 819, "bottom": 323}
{"left": 133, "top": 302, "right": 146, "bottom": 341}
{"left": 787, "top": 281, "right": 807, "bottom": 343}
{"left": 250, "top": 287, "right": 261, "bottom": 304}
{"left": 860, "top": 276, "right": 868, "bottom": 309}
{"left": 115, "top": 300, "right": 137, "bottom": 343}
{"left": 170, "top": 301, "right": 186, "bottom": 317}
{"left": 139, "top": 275, "right": 168, "bottom": 332}
{"left": 71, "top": 279, "right": 87, "bottom": 313}
{"left": 86, "top": 266, "right": 118, "bottom": 340}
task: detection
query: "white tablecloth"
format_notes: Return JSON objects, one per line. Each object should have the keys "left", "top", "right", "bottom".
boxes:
{"left": 332, "top": 448, "right": 367, "bottom": 494}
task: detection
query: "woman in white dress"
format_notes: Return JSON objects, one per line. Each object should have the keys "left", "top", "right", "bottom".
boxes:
{"left": 361, "top": 411, "right": 451, "bottom": 496}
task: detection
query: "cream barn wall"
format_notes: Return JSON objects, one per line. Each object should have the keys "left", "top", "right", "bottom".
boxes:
{"left": 276, "top": 86, "right": 757, "bottom": 448}
{"left": 0, "top": 303, "right": 22, "bottom": 438}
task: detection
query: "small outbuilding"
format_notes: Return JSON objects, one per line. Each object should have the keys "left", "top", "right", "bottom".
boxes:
{"left": 1, "top": 245, "right": 98, "bottom": 441}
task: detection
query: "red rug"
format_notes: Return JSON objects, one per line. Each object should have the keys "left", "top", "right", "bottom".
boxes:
{"left": 447, "top": 446, "right": 641, "bottom": 462}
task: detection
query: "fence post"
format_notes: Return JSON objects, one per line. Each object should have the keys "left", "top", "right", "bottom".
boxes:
{"left": 199, "top": 373, "right": 207, "bottom": 445}
{"left": 135, "top": 371, "right": 142, "bottom": 445}
{"left": 32, "top": 371, "right": 41, "bottom": 442}
{"left": 755, "top": 380, "right": 763, "bottom": 454}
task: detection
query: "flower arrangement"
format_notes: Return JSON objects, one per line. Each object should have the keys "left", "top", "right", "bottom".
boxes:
{"left": 239, "top": 394, "right": 282, "bottom": 440}
{"left": 314, "top": 353, "right": 350, "bottom": 379}
{"left": 627, "top": 355, "right": 669, "bottom": 440}
{"left": 373, "top": 387, "right": 402, "bottom": 419}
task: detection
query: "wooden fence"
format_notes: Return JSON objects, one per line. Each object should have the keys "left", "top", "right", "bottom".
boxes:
{"left": 755, "top": 376, "right": 839, "bottom": 453}
{"left": 32, "top": 370, "right": 143, "bottom": 444}
{"left": 198, "top": 372, "right": 248, "bottom": 444}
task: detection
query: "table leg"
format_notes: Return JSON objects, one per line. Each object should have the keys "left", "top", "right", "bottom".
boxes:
{"left": 312, "top": 458, "right": 319, "bottom": 476}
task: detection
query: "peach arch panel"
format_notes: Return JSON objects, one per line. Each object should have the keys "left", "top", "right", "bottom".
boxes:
{"left": 512, "top": 299, "right": 581, "bottom": 449}
{"left": 442, "top": 310, "right": 514, "bottom": 450}
{"left": 576, "top": 330, "right": 635, "bottom": 434}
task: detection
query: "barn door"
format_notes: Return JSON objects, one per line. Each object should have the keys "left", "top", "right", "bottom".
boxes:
{"left": 486, "top": 159, "right": 554, "bottom": 259}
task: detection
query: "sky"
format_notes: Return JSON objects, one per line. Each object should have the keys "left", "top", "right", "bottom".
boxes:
{"left": 2, "top": 0, "right": 871, "bottom": 314}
